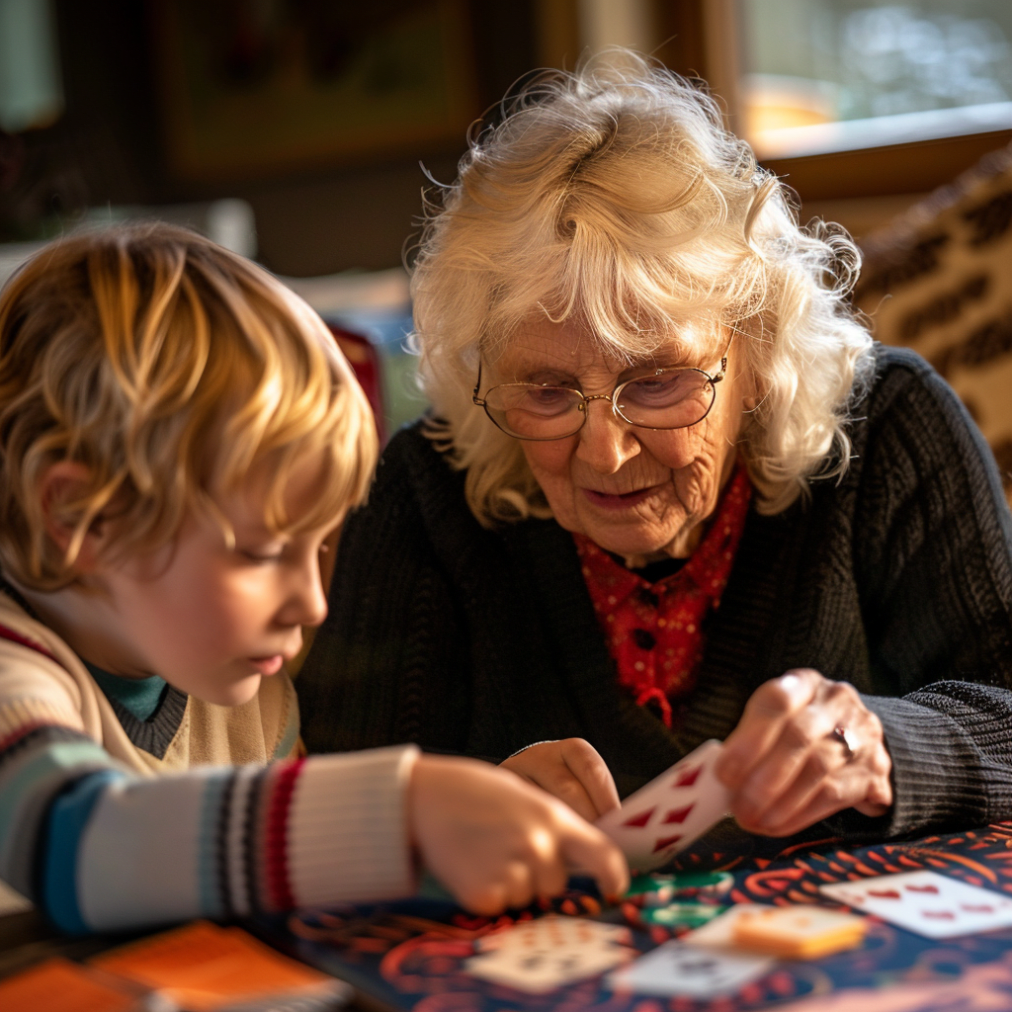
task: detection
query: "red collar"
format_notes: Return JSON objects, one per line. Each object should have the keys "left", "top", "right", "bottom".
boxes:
{"left": 574, "top": 464, "right": 752, "bottom": 727}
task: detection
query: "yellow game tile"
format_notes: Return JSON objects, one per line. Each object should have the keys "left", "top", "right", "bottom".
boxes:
{"left": 732, "top": 905, "right": 867, "bottom": 960}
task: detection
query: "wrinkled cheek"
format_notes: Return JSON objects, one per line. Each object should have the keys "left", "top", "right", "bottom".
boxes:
{"left": 523, "top": 449, "right": 577, "bottom": 513}
{"left": 669, "top": 460, "right": 716, "bottom": 515}
{"left": 522, "top": 440, "right": 576, "bottom": 479}
{"left": 639, "top": 430, "right": 698, "bottom": 473}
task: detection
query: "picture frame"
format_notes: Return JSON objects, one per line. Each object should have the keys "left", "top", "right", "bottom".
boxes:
{"left": 152, "top": 0, "right": 479, "bottom": 181}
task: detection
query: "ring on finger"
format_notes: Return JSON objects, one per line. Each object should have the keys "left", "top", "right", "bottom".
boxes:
{"left": 830, "top": 725, "right": 856, "bottom": 761}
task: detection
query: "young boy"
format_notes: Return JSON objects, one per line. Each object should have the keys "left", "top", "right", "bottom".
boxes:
{"left": 0, "top": 224, "right": 626, "bottom": 933}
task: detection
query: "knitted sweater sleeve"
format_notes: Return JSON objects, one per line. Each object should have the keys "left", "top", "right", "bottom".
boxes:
{"left": 0, "top": 643, "right": 418, "bottom": 932}
{"left": 853, "top": 351, "right": 1012, "bottom": 836}
{"left": 298, "top": 426, "right": 473, "bottom": 755}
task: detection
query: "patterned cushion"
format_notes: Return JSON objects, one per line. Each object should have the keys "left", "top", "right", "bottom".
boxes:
{"left": 852, "top": 142, "right": 1012, "bottom": 501}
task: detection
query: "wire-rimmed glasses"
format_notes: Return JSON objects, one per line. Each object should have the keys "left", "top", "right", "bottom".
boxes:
{"left": 472, "top": 343, "right": 730, "bottom": 441}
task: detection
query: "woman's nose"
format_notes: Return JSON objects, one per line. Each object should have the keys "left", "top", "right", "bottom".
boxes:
{"left": 575, "top": 399, "right": 641, "bottom": 473}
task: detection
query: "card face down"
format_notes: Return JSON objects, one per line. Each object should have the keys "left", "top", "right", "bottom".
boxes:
{"left": 821, "top": 870, "right": 1012, "bottom": 939}
{"left": 596, "top": 740, "right": 730, "bottom": 872}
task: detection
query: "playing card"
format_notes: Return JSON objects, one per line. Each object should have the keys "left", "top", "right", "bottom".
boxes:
{"left": 596, "top": 740, "right": 730, "bottom": 872}
{"left": 606, "top": 939, "right": 774, "bottom": 998}
{"left": 681, "top": 903, "right": 769, "bottom": 948}
{"left": 464, "top": 916, "right": 634, "bottom": 993}
{"left": 820, "top": 870, "right": 1012, "bottom": 939}
{"left": 475, "top": 915, "right": 630, "bottom": 954}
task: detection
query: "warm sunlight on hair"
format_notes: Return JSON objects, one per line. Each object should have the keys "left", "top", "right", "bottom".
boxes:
{"left": 0, "top": 223, "right": 377, "bottom": 589}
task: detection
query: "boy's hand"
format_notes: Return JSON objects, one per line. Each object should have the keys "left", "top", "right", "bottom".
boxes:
{"left": 409, "top": 753, "right": 628, "bottom": 915}
{"left": 500, "top": 738, "right": 621, "bottom": 821}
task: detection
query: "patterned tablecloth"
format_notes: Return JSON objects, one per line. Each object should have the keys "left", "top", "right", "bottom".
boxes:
{"left": 251, "top": 822, "right": 1012, "bottom": 1012}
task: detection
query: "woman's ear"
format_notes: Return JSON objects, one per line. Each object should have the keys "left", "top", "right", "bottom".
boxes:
{"left": 38, "top": 461, "right": 109, "bottom": 573}
{"left": 739, "top": 366, "right": 760, "bottom": 414}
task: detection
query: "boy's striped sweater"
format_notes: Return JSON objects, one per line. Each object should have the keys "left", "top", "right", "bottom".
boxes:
{"left": 0, "top": 593, "right": 418, "bottom": 932}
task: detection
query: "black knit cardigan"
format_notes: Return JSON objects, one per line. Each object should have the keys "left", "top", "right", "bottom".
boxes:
{"left": 299, "top": 346, "right": 1012, "bottom": 844}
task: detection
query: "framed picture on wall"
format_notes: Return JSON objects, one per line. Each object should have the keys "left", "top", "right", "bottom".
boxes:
{"left": 152, "top": 0, "right": 479, "bottom": 180}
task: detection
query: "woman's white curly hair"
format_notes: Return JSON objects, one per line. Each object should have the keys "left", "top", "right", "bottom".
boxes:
{"left": 410, "top": 50, "right": 874, "bottom": 523}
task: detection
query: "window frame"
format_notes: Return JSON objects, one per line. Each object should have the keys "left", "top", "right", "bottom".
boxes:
{"left": 651, "top": 0, "right": 1012, "bottom": 202}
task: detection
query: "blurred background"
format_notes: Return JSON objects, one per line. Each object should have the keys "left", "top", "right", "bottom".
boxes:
{"left": 1, "top": 0, "right": 1011, "bottom": 437}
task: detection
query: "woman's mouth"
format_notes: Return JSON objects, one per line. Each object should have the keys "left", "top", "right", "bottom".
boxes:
{"left": 582, "top": 486, "right": 657, "bottom": 511}
{"left": 248, "top": 655, "right": 284, "bottom": 676}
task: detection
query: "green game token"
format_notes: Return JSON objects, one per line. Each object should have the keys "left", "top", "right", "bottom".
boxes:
{"left": 627, "top": 871, "right": 734, "bottom": 904}
{"left": 638, "top": 903, "right": 728, "bottom": 927}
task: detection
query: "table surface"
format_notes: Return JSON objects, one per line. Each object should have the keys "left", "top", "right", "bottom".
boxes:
{"left": 8, "top": 822, "right": 1012, "bottom": 1011}
{"left": 251, "top": 821, "right": 1012, "bottom": 1012}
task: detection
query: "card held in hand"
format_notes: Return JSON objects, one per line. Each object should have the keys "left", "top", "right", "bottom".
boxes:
{"left": 596, "top": 740, "right": 731, "bottom": 872}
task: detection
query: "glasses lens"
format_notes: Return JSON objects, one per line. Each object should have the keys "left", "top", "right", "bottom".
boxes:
{"left": 616, "top": 369, "right": 715, "bottom": 428}
{"left": 485, "top": 384, "right": 584, "bottom": 439}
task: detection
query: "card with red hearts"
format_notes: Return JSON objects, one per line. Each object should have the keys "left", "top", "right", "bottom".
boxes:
{"left": 464, "top": 916, "right": 634, "bottom": 992}
{"left": 596, "top": 740, "right": 730, "bottom": 872}
{"left": 820, "top": 870, "right": 1012, "bottom": 939}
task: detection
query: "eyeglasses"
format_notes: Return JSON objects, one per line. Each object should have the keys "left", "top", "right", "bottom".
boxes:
{"left": 471, "top": 340, "right": 730, "bottom": 441}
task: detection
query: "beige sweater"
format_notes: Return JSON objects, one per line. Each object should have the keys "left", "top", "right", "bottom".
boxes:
{"left": 0, "top": 593, "right": 419, "bottom": 931}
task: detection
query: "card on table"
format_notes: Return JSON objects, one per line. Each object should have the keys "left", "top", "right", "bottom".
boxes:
{"left": 606, "top": 939, "right": 774, "bottom": 998}
{"left": 820, "top": 870, "right": 1012, "bottom": 939}
{"left": 597, "top": 739, "right": 730, "bottom": 872}
{"left": 464, "top": 915, "right": 634, "bottom": 993}
{"left": 682, "top": 902, "right": 769, "bottom": 948}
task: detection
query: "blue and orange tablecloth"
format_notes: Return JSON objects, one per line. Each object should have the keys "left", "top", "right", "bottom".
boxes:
{"left": 252, "top": 822, "right": 1012, "bottom": 1012}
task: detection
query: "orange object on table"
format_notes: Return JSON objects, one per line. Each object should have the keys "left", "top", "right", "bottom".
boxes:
{"left": 90, "top": 919, "right": 344, "bottom": 1011}
{"left": 732, "top": 905, "right": 867, "bottom": 960}
{"left": 0, "top": 956, "right": 144, "bottom": 1012}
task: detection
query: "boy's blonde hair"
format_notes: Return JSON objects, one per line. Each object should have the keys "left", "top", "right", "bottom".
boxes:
{"left": 0, "top": 222, "right": 377, "bottom": 590}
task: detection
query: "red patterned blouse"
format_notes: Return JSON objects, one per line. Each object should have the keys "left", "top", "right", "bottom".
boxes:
{"left": 573, "top": 465, "right": 752, "bottom": 728}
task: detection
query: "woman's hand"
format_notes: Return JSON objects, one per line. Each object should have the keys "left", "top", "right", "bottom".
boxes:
{"left": 409, "top": 753, "right": 628, "bottom": 915}
{"left": 715, "top": 669, "right": 893, "bottom": 837}
{"left": 500, "top": 738, "right": 621, "bottom": 822}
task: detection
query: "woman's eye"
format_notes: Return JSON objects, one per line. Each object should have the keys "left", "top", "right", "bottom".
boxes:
{"left": 625, "top": 373, "right": 691, "bottom": 405}
{"left": 522, "top": 386, "right": 575, "bottom": 415}
{"left": 527, "top": 386, "right": 568, "bottom": 404}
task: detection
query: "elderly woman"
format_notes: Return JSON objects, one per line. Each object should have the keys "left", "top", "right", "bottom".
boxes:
{"left": 299, "top": 53, "right": 1012, "bottom": 846}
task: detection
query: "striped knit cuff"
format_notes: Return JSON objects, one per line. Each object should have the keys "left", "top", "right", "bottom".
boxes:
{"left": 272, "top": 745, "right": 420, "bottom": 910}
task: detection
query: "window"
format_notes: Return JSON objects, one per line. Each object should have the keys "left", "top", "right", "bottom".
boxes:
{"left": 738, "top": 0, "right": 1012, "bottom": 159}
{"left": 0, "top": 0, "right": 62, "bottom": 133}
